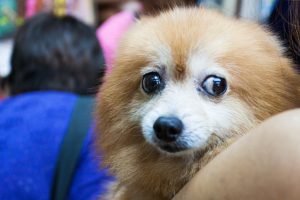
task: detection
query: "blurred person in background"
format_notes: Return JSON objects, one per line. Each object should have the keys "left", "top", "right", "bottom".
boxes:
{"left": 0, "top": 13, "right": 111, "bottom": 200}
{"left": 2, "top": 12, "right": 104, "bottom": 95}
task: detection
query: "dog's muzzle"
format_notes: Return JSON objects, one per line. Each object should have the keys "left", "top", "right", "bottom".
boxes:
{"left": 153, "top": 116, "right": 187, "bottom": 153}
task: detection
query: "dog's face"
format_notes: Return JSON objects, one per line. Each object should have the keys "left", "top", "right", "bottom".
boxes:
{"left": 139, "top": 63, "right": 252, "bottom": 154}
{"left": 138, "top": 53, "right": 256, "bottom": 155}
{"left": 98, "top": 8, "right": 299, "bottom": 161}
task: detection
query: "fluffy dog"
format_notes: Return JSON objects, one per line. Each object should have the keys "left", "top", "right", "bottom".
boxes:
{"left": 96, "top": 7, "right": 300, "bottom": 200}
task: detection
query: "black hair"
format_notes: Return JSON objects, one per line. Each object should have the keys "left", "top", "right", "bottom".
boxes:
{"left": 269, "top": 0, "right": 300, "bottom": 69}
{"left": 3, "top": 13, "right": 105, "bottom": 95}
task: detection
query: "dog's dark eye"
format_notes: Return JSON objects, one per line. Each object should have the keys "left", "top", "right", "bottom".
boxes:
{"left": 201, "top": 75, "right": 227, "bottom": 97}
{"left": 142, "top": 72, "right": 164, "bottom": 94}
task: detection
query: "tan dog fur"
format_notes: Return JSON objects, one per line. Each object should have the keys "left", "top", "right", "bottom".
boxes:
{"left": 96, "top": 7, "right": 300, "bottom": 200}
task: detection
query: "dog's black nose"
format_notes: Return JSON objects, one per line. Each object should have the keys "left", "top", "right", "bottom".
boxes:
{"left": 153, "top": 117, "right": 183, "bottom": 142}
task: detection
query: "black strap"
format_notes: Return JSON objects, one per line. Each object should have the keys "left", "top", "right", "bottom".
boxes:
{"left": 51, "top": 96, "right": 94, "bottom": 200}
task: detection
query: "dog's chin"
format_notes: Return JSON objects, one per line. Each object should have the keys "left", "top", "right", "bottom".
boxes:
{"left": 147, "top": 136, "right": 210, "bottom": 157}
{"left": 159, "top": 144, "right": 187, "bottom": 153}
{"left": 154, "top": 142, "right": 196, "bottom": 157}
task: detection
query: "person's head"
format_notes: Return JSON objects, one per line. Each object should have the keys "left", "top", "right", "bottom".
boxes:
{"left": 3, "top": 13, "right": 104, "bottom": 96}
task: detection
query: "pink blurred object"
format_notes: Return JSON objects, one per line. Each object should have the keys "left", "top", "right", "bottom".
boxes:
{"left": 25, "top": 0, "right": 37, "bottom": 18}
{"left": 96, "top": 11, "right": 135, "bottom": 74}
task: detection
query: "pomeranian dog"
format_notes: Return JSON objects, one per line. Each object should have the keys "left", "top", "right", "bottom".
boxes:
{"left": 96, "top": 7, "right": 300, "bottom": 200}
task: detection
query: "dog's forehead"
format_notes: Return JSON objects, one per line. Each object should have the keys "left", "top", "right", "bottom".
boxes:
{"left": 141, "top": 34, "right": 228, "bottom": 81}
{"left": 134, "top": 13, "right": 235, "bottom": 80}
{"left": 123, "top": 7, "right": 280, "bottom": 85}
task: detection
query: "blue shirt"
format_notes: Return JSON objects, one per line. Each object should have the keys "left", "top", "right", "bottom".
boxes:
{"left": 0, "top": 91, "right": 112, "bottom": 200}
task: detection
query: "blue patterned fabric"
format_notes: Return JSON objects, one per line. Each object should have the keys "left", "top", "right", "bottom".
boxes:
{"left": 0, "top": 91, "right": 112, "bottom": 200}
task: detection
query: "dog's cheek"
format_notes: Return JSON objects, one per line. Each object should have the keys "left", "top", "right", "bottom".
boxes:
{"left": 132, "top": 96, "right": 170, "bottom": 144}
{"left": 206, "top": 96, "right": 258, "bottom": 138}
{"left": 140, "top": 112, "right": 155, "bottom": 144}
{"left": 139, "top": 102, "right": 164, "bottom": 144}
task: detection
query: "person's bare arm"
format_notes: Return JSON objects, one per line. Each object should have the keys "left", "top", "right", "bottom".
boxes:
{"left": 173, "top": 109, "right": 300, "bottom": 200}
